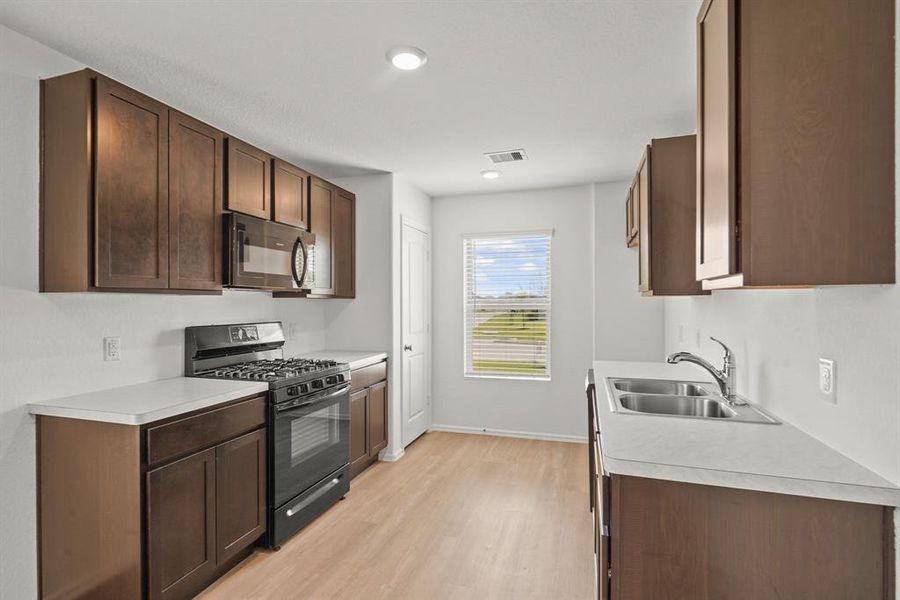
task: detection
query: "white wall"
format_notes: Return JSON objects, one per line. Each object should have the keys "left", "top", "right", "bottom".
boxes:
{"left": 321, "top": 173, "right": 393, "bottom": 351}
{"left": 431, "top": 185, "right": 595, "bottom": 440}
{"left": 390, "top": 176, "right": 433, "bottom": 455}
{"left": 593, "top": 182, "right": 665, "bottom": 361}
{"left": 0, "top": 26, "right": 330, "bottom": 598}
{"left": 664, "top": 281, "right": 900, "bottom": 487}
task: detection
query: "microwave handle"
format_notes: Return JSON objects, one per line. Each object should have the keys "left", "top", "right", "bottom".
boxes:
{"left": 237, "top": 228, "right": 247, "bottom": 263}
{"left": 291, "top": 237, "right": 306, "bottom": 287}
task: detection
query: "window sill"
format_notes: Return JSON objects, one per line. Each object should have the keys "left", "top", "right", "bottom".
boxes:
{"left": 463, "top": 373, "right": 552, "bottom": 382}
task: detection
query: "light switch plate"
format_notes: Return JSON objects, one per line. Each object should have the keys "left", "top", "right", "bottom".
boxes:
{"left": 818, "top": 358, "right": 836, "bottom": 403}
{"left": 103, "top": 336, "right": 121, "bottom": 362}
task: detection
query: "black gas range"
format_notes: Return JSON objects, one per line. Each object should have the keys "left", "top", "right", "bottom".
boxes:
{"left": 185, "top": 322, "right": 351, "bottom": 549}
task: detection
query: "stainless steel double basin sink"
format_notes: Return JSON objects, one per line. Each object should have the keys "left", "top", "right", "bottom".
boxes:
{"left": 606, "top": 378, "right": 779, "bottom": 424}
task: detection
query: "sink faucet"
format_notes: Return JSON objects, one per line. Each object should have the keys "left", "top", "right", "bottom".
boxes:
{"left": 666, "top": 337, "right": 743, "bottom": 405}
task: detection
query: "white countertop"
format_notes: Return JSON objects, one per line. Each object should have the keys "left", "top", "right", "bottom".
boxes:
{"left": 592, "top": 360, "right": 900, "bottom": 506}
{"left": 301, "top": 350, "right": 387, "bottom": 370}
{"left": 28, "top": 378, "right": 269, "bottom": 426}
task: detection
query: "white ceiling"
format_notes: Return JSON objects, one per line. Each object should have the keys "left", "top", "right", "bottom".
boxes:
{"left": 0, "top": 0, "right": 699, "bottom": 197}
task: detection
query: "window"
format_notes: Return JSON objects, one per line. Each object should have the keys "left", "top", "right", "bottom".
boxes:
{"left": 464, "top": 232, "right": 551, "bottom": 380}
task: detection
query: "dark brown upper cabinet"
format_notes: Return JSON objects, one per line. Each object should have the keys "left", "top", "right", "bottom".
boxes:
{"left": 41, "top": 70, "right": 223, "bottom": 293}
{"left": 94, "top": 76, "right": 169, "bottom": 289}
{"left": 333, "top": 188, "right": 356, "bottom": 298}
{"left": 169, "top": 111, "right": 224, "bottom": 291}
{"left": 41, "top": 68, "right": 357, "bottom": 298}
{"left": 308, "top": 177, "right": 335, "bottom": 295}
{"left": 624, "top": 180, "right": 638, "bottom": 248}
{"left": 696, "top": 0, "right": 895, "bottom": 289}
{"left": 636, "top": 136, "right": 707, "bottom": 296}
{"left": 226, "top": 137, "right": 271, "bottom": 220}
{"left": 302, "top": 177, "right": 356, "bottom": 298}
{"left": 272, "top": 159, "right": 310, "bottom": 229}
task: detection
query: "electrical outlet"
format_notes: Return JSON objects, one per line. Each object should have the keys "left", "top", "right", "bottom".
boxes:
{"left": 286, "top": 323, "right": 297, "bottom": 340}
{"left": 818, "top": 358, "right": 836, "bottom": 403}
{"left": 103, "top": 336, "right": 121, "bottom": 362}
{"left": 694, "top": 328, "right": 701, "bottom": 348}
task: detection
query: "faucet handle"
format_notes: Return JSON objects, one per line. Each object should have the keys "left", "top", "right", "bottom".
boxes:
{"left": 710, "top": 337, "right": 733, "bottom": 363}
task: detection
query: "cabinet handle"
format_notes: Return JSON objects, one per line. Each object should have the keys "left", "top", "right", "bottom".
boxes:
{"left": 403, "top": 344, "right": 413, "bottom": 351}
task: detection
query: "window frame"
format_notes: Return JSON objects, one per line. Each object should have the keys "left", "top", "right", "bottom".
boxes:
{"left": 462, "top": 230, "right": 553, "bottom": 382}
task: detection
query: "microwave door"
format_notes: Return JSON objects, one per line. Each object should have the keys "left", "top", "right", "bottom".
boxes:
{"left": 264, "top": 229, "right": 299, "bottom": 290}
{"left": 233, "top": 218, "right": 267, "bottom": 287}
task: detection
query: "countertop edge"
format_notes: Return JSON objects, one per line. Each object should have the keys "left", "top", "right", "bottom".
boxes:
{"left": 28, "top": 384, "right": 269, "bottom": 426}
{"left": 602, "top": 455, "right": 900, "bottom": 507}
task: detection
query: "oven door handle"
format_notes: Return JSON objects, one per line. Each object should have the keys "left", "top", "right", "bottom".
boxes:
{"left": 275, "top": 383, "right": 351, "bottom": 413}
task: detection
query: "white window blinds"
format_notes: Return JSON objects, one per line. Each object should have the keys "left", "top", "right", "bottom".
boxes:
{"left": 463, "top": 232, "right": 552, "bottom": 380}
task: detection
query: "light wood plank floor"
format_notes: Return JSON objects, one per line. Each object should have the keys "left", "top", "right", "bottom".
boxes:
{"left": 199, "top": 431, "right": 593, "bottom": 600}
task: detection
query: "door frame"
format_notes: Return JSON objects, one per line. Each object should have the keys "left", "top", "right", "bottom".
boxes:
{"left": 399, "top": 215, "right": 432, "bottom": 448}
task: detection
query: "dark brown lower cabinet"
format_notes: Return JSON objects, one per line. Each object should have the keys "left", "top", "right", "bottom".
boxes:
{"left": 588, "top": 382, "right": 894, "bottom": 600}
{"left": 349, "top": 360, "right": 388, "bottom": 479}
{"left": 215, "top": 430, "right": 266, "bottom": 564}
{"left": 349, "top": 388, "right": 369, "bottom": 474}
{"left": 38, "top": 394, "right": 266, "bottom": 600}
{"left": 147, "top": 449, "right": 216, "bottom": 600}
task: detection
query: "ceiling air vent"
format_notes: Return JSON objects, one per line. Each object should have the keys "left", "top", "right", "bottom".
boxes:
{"left": 484, "top": 148, "right": 528, "bottom": 164}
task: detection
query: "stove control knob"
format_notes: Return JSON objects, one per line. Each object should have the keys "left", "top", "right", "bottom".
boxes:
{"left": 312, "top": 379, "right": 324, "bottom": 389}
{"left": 300, "top": 383, "right": 310, "bottom": 394}
{"left": 325, "top": 375, "right": 337, "bottom": 385}
{"left": 287, "top": 386, "right": 299, "bottom": 396}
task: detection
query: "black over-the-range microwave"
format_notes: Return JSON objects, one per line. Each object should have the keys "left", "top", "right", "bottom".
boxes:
{"left": 226, "top": 212, "right": 317, "bottom": 291}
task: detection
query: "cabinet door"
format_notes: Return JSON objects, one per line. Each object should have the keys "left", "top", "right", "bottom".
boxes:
{"left": 367, "top": 380, "right": 387, "bottom": 456}
{"left": 147, "top": 448, "right": 216, "bottom": 600}
{"left": 350, "top": 388, "right": 369, "bottom": 474}
{"left": 272, "top": 159, "right": 309, "bottom": 228}
{"left": 638, "top": 149, "right": 651, "bottom": 293}
{"left": 696, "top": 0, "right": 736, "bottom": 280}
{"left": 332, "top": 189, "right": 356, "bottom": 298}
{"left": 630, "top": 179, "right": 640, "bottom": 243}
{"left": 226, "top": 138, "right": 271, "bottom": 219}
{"left": 169, "top": 111, "right": 223, "bottom": 290}
{"left": 624, "top": 192, "right": 632, "bottom": 247}
{"left": 215, "top": 429, "right": 266, "bottom": 564}
{"left": 94, "top": 77, "right": 169, "bottom": 289}
{"left": 309, "top": 177, "right": 334, "bottom": 295}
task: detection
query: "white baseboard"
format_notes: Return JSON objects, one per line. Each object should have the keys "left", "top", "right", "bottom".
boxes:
{"left": 379, "top": 447, "right": 405, "bottom": 461}
{"left": 429, "top": 424, "right": 587, "bottom": 444}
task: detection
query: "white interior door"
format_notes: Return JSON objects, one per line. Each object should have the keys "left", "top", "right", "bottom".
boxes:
{"left": 401, "top": 221, "right": 430, "bottom": 446}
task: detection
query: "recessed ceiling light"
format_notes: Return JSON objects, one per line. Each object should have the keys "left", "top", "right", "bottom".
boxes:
{"left": 386, "top": 46, "right": 428, "bottom": 71}
{"left": 481, "top": 169, "right": 502, "bottom": 180}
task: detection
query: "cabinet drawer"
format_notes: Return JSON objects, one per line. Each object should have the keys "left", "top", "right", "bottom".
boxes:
{"left": 350, "top": 361, "right": 387, "bottom": 391}
{"left": 146, "top": 395, "right": 265, "bottom": 466}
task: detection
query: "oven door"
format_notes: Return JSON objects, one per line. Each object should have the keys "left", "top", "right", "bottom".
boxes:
{"left": 272, "top": 383, "right": 350, "bottom": 508}
{"left": 229, "top": 213, "right": 312, "bottom": 290}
